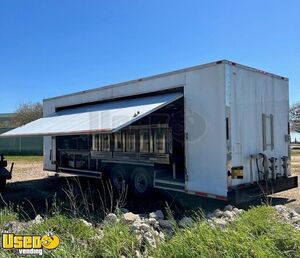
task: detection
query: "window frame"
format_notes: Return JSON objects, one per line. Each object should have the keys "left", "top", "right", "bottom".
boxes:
{"left": 99, "top": 133, "right": 111, "bottom": 151}
{"left": 153, "top": 128, "right": 167, "bottom": 154}
{"left": 125, "top": 130, "right": 136, "bottom": 152}
{"left": 262, "top": 113, "right": 274, "bottom": 150}
{"left": 139, "top": 129, "right": 151, "bottom": 153}
{"left": 92, "top": 134, "right": 99, "bottom": 151}
{"left": 114, "top": 132, "right": 123, "bottom": 152}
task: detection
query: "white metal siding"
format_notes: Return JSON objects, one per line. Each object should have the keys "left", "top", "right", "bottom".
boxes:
{"left": 229, "top": 64, "right": 289, "bottom": 186}
{"left": 184, "top": 65, "right": 227, "bottom": 196}
{"left": 41, "top": 60, "right": 289, "bottom": 196}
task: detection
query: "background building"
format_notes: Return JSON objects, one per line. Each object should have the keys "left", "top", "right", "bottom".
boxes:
{"left": 291, "top": 131, "right": 300, "bottom": 143}
{"left": 0, "top": 113, "right": 43, "bottom": 155}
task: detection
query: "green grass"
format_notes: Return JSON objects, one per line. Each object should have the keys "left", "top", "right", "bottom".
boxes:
{"left": 23, "top": 214, "right": 139, "bottom": 258}
{"left": 153, "top": 206, "right": 300, "bottom": 258}
{"left": 5, "top": 155, "right": 43, "bottom": 162}
{"left": 291, "top": 151, "right": 300, "bottom": 156}
{"left": 90, "top": 221, "right": 140, "bottom": 257}
{"left": 26, "top": 214, "right": 98, "bottom": 258}
{"left": 0, "top": 206, "right": 299, "bottom": 258}
{"left": 27, "top": 214, "right": 98, "bottom": 239}
{"left": 0, "top": 206, "right": 18, "bottom": 226}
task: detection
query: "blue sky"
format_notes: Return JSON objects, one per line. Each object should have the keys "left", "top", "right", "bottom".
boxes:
{"left": 0, "top": 0, "right": 299, "bottom": 113}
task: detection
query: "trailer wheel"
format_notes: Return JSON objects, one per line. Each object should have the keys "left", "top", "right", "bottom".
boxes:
{"left": 131, "top": 167, "right": 153, "bottom": 196}
{"left": 0, "top": 179, "right": 6, "bottom": 192}
{"left": 111, "top": 165, "right": 128, "bottom": 191}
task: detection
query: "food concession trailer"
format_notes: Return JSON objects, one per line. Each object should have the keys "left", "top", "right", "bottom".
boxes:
{"left": 1, "top": 60, "right": 297, "bottom": 203}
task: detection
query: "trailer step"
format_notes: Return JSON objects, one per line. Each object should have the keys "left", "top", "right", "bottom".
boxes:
{"left": 57, "top": 167, "right": 102, "bottom": 179}
{"left": 154, "top": 179, "right": 185, "bottom": 192}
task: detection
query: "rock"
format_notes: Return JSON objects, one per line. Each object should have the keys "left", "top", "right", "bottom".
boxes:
{"left": 123, "top": 212, "right": 141, "bottom": 223}
{"left": 142, "top": 248, "right": 149, "bottom": 258}
{"left": 274, "top": 205, "right": 300, "bottom": 229}
{"left": 146, "top": 218, "right": 159, "bottom": 227}
{"left": 205, "top": 207, "right": 245, "bottom": 227}
{"left": 131, "top": 220, "right": 142, "bottom": 230}
{"left": 158, "top": 231, "right": 165, "bottom": 241}
{"left": 153, "top": 230, "right": 159, "bottom": 236}
{"left": 224, "top": 204, "right": 234, "bottom": 212}
{"left": 34, "top": 214, "right": 44, "bottom": 224}
{"left": 79, "top": 219, "right": 92, "bottom": 227}
{"left": 143, "top": 231, "right": 157, "bottom": 248}
{"left": 135, "top": 232, "right": 142, "bottom": 245}
{"left": 3, "top": 221, "right": 26, "bottom": 233}
{"left": 140, "top": 223, "right": 151, "bottom": 232}
{"left": 149, "top": 210, "right": 164, "bottom": 220}
{"left": 178, "top": 217, "right": 193, "bottom": 227}
{"left": 213, "top": 218, "right": 227, "bottom": 229}
{"left": 232, "top": 208, "right": 240, "bottom": 215}
{"left": 223, "top": 210, "right": 234, "bottom": 219}
{"left": 291, "top": 216, "right": 300, "bottom": 223}
{"left": 158, "top": 219, "right": 174, "bottom": 229}
{"left": 134, "top": 250, "right": 142, "bottom": 258}
{"left": 90, "top": 233, "right": 103, "bottom": 242}
{"left": 120, "top": 208, "right": 129, "bottom": 214}
{"left": 213, "top": 209, "right": 223, "bottom": 218}
{"left": 291, "top": 211, "right": 299, "bottom": 218}
{"left": 206, "top": 213, "right": 214, "bottom": 220}
{"left": 105, "top": 213, "right": 118, "bottom": 224}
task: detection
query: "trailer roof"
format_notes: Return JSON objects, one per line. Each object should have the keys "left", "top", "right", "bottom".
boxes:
{"left": 44, "top": 60, "right": 288, "bottom": 102}
{"left": 1, "top": 92, "right": 183, "bottom": 137}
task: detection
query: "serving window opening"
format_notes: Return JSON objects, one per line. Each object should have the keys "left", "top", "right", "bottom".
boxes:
{"left": 56, "top": 95, "right": 185, "bottom": 183}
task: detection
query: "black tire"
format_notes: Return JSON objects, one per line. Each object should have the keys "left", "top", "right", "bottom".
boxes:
{"left": 130, "top": 167, "right": 153, "bottom": 196}
{"left": 0, "top": 179, "right": 6, "bottom": 192}
{"left": 110, "top": 165, "right": 128, "bottom": 191}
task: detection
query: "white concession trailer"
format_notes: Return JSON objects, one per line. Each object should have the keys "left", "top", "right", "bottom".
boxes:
{"left": 2, "top": 60, "right": 297, "bottom": 203}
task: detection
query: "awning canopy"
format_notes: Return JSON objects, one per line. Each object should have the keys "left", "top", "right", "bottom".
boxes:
{"left": 1, "top": 92, "right": 183, "bottom": 137}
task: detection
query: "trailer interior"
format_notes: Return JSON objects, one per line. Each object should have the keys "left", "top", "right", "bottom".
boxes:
{"left": 56, "top": 94, "right": 185, "bottom": 194}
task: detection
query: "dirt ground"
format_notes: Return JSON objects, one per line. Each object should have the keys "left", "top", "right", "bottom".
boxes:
{"left": 8, "top": 157, "right": 48, "bottom": 183}
{"left": 272, "top": 154, "right": 300, "bottom": 211}
{"left": 1, "top": 154, "right": 300, "bottom": 216}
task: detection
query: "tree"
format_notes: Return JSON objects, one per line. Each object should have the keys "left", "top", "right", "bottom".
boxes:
{"left": 290, "top": 102, "right": 300, "bottom": 132}
{"left": 12, "top": 102, "right": 43, "bottom": 127}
